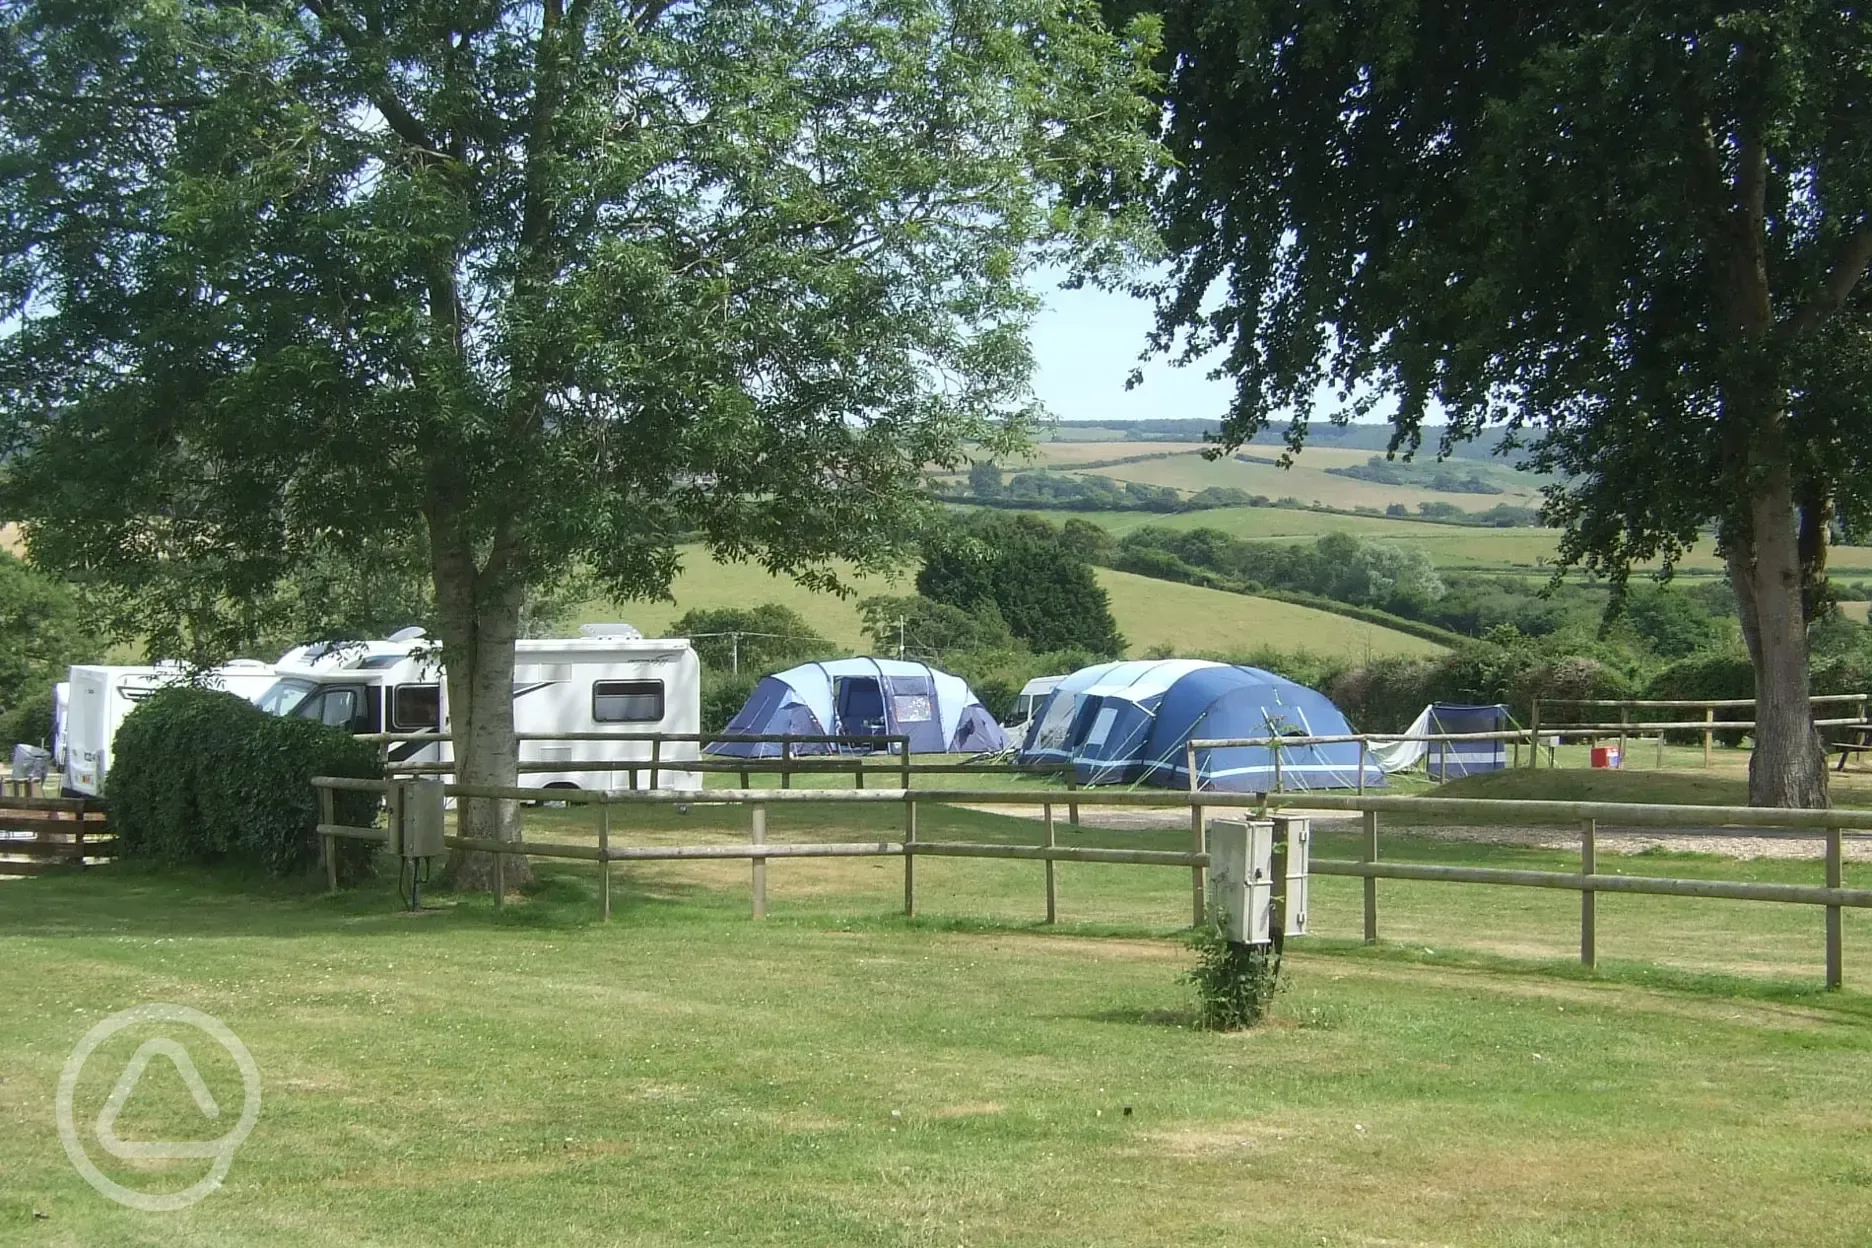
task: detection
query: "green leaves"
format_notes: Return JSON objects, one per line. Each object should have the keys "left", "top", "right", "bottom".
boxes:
{"left": 0, "top": 0, "right": 1161, "bottom": 650}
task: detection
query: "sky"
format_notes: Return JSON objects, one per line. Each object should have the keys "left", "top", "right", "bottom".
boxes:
{"left": 1025, "top": 278, "right": 1237, "bottom": 426}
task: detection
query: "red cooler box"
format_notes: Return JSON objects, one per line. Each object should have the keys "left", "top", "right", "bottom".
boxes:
{"left": 1590, "top": 745, "right": 1622, "bottom": 769}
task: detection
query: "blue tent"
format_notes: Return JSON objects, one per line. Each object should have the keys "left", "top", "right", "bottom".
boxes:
{"left": 706, "top": 658, "right": 1006, "bottom": 757}
{"left": 1424, "top": 703, "right": 1510, "bottom": 779}
{"left": 1018, "top": 659, "right": 1382, "bottom": 792}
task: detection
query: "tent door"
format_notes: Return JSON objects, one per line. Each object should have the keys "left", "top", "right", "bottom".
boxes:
{"left": 834, "top": 677, "right": 888, "bottom": 743}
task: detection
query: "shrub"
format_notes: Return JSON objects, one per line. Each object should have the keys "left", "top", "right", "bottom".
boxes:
{"left": 701, "top": 671, "right": 761, "bottom": 734}
{"left": 1184, "top": 909, "right": 1283, "bottom": 1029}
{"left": 108, "top": 687, "right": 381, "bottom": 879}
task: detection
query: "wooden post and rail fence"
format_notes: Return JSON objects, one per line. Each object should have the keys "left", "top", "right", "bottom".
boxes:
{"left": 1530, "top": 694, "right": 1871, "bottom": 769}
{"left": 0, "top": 793, "right": 111, "bottom": 877}
{"left": 311, "top": 774, "right": 1872, "bottom": 990}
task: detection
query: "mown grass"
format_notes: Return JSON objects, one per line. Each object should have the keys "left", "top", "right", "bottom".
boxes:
{"left": 8, "top": 781, "right": 1872, "bottom": 1246}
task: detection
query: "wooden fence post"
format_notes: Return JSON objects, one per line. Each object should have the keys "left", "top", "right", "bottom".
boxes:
{"left": 903, "top": 797, "right": 917, "bottom": 918}
{"left": 1067, "top": 773, "right": 1080, "bottom": 827}
{"left": 1273, "top": 744, "right": 1284, "bottom": 794}
{"left": 1190, "top": 799, "right": 1207, "bottom": 927}
{"left": 1529, "top": 700, "right": 1542, "bottom": 769}
{"left": 780, "top": 740, "right": 792, "bottom": 790}
{"left": 1826, "top": 827, "right": 1843, "bottom": 990}
{"left": 1357, "top": 738, "right": 1368, "bottom": 794}
{"left": 649, "top": 738, "right": 661, "bottom": 790}
{"left": 899, "top": 742, "right": 911, "bottom": 796}
{"left": 1618, "top": 707, "right": 1629, "bottom": 769}
{"left": 1580, "top": 817, "right": 1597, "bottom": 968}
{"left": 319, "top": 786, "right": 337, "bottom": 893}
{"left": 1704, "top": 706, "right": 1715, "bottom": 768}
{"left": 751, "top": 802, "right": 767, "bottom": 920}
{"left": 1362, "top": 808, "right": 1379, "bottom": 944}
{"left": 1043, "top": 802, "right": 1057, "bottom": 924}
{"left": 598, "top": 800, "right": 612, "bottom": 922}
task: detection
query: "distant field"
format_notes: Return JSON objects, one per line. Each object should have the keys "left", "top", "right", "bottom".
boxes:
{"left": 1016, "top": 442, "right": 1546, "bottom": 515}
{"left": 595, "top": 551, "right": 904, "bottom": 650}
{"left": 1016, "top": 506, "right": 1872, "bottom": 576}
{"left": 1096, "top": 567, "right": 1445, "bottom": 658}
{"left": 587, "top": 546, "right": 1442, "bottom": 661}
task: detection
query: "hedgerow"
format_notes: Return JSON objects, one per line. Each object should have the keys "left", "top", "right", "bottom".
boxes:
{"left": 107, "top": 686, "right": 382, "bottom": 880}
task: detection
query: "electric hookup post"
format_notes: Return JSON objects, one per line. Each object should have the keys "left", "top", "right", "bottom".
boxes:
{"left": 1207, "top": 818, "right": 1310, "bottom": 947}
{"left": 392, "top": 778, "right": 448, "bottom": 911}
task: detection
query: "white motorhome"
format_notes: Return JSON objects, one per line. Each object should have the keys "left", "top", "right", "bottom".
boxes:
{"left": 259, "top": 626, "right": 701, "bottom": 792}
{"left": 62, "top": 660, "right": 278, "bottom": 797}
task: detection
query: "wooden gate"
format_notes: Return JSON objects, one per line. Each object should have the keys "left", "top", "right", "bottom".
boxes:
{"left": 0, "top": 794, "right": 112, "bottom": 876}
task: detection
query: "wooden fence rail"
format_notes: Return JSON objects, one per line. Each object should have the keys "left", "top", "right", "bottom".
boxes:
{"left": 0, "top": 794, "right": 112, "bottom": 877}
{"left": 311, "top": 775, "right": 1870, "bottom": 988}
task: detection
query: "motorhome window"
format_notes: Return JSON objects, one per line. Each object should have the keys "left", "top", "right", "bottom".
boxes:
{"left": 256, "top": 679, "right": 315, "bottom": 716}
{"left": 392, "top": 684, "right": 442, "bottom": 731}
{"left": 592, "top": 680, "right": 664, "bottom": 723}
{"left": 310, "top": 688, "right": 358, "bottom": 729}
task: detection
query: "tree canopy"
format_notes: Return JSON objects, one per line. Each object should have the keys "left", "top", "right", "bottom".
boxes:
{"left": 0, "top": 0, "right": 1159, "bottom": 868}
{"left": 918, "top": 512, "right": 1126, "bottom": 655}
{"left": 1134, "top": 0, "right": 1872, "bottom": 805}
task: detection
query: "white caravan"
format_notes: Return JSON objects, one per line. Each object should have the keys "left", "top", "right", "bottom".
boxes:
{"left": 62, "top": 660, "right": 278, "bottom": 797}
{"left": 260, "top": 626, "right": 702, "bottom": 792}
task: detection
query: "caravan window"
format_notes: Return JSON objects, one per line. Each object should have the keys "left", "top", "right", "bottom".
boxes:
{"left": 392, "top": 684, "right": 442, "bottom": 731}
{"left": 593, "top": 680, "right": 664, "bottom": 723}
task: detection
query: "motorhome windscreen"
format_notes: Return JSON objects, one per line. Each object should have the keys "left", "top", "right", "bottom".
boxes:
{"left": 592, "top": 680, "right": 664, "bottom": 723}
{"left": 255, "top": 679, "right": 315, "bottom": 716}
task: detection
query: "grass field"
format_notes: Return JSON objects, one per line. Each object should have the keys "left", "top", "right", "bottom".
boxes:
{"left": 587, "top": 547, "right": 1443, "bottom": 660}
{"left": 1031, "top": 443, "right": 1545, "bottom": 515}
{"left": 1019, "top": 505, "right": 1872, "bottom": 577}
{"left": 1095, "top": 568, "right": 1444, "bottom": 658}
{"left": 8, "top": 777, "right": 1872, "bottom": 1246}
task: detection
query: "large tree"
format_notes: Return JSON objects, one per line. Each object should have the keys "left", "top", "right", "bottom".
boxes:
{"left": 0, "top": 0, "right": 1158, "bottom": 880}
{"left": 1135, "top": 0, "right": 1872, "bottom": 805}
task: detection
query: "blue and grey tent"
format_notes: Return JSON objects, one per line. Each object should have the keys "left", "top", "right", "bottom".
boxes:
{"left": 706, "top": 658, "right": 1006, "bottom": 757}
{"left": 1424, "top": 703, "right": 1510, "bottom": 778}
{"left": 1017, "top": 659, "right": 1382, "bottom": 792}
{"left": 1369, "top": 703, "right": 1512, "bottom": 778}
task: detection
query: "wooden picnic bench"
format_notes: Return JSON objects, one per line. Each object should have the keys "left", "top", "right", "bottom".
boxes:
{"left": 1835, "top": 723, "right": 1872, "bottom": 771}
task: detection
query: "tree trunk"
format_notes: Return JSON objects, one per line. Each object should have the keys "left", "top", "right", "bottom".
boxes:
{"left": 431, "top": 522, "right": 534, "bottom": 891}
{"left": 1727, "top": 459, "right": 1829, "bottom": 808}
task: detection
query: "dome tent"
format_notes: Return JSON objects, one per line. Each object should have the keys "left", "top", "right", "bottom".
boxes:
{"left": 706, "top": 658, "right": 1006, "bottom": 757}
{"left": 1018, "top": 659, "right": 1382, "bottom": 792}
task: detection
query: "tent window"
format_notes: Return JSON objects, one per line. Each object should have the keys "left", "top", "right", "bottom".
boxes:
{"left": 1032, "top": 694, "right": 1080, "bottom": 751}
{"left": 593, "top": 680, "right": 664, "bottom": 723}
{"left": 892, "top": 695, "right": 932, "bottom": 723}
{"left": 1085, "top": 706, "right": 1120, "bottom": 747}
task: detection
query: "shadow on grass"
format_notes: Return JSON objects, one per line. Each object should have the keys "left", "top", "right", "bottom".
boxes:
{"left": 1079, "top": 1005, "right": 1200, "bottom": 1029}
{"left": 1302, "top": 937, "right": 1872, "bottom": 1023}
{"left": 0, "top": 858, "right": 723, "bottom": 938}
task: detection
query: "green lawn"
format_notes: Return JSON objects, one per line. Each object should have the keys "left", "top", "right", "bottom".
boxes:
{"left": 581, "top": 546, "right": 1443, "bottom": 661}
{"left": 8, "top": 787, "right": 1872, "bottom": 1246}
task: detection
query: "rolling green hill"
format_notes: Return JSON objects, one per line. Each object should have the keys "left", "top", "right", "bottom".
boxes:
{"left": 1009, "top": 505, "right": 1872, "bottom": 576}
{"left": 589, "top": 546, "right": 1443, "bottom": 660}
{"left": 1095, "top": 567, "right": 1446, "bottom": 658}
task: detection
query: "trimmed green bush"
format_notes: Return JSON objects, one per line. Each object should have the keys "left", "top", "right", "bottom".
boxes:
{"left": 107, "top": 687, "right": 382, "bottom": 879}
